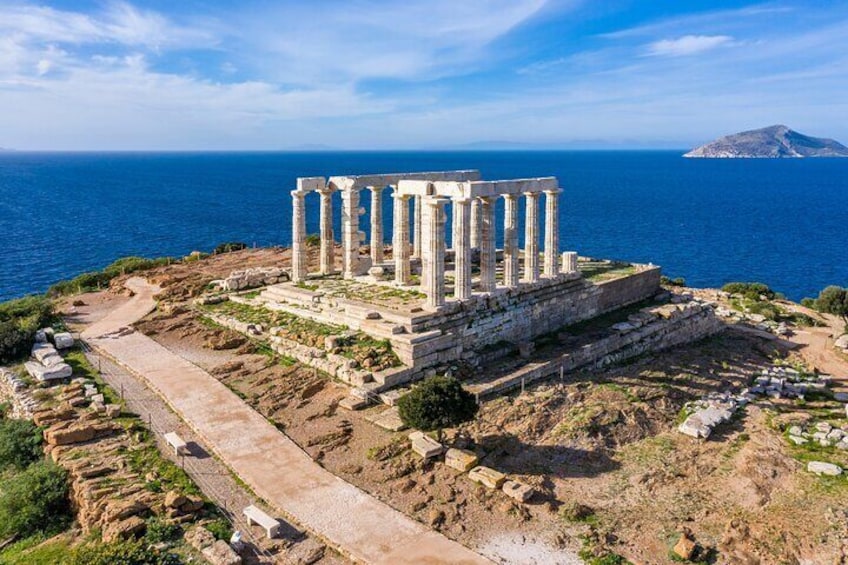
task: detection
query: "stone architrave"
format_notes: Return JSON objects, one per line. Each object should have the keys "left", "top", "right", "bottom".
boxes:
{"left": 370, "top": 186, "right": 385, "bottom": 264}
{"left": 470, "top": 198, "right": 481, "bottom": 250}
{"left": 523, "top": 192, "right": 540, "bottom": 283}
{"left": 452, "top": 197, "right": 472, "bottom": 300}
{"left": 503, "top": 193, "right": 519, "bottom": 288}
{"left": 318, "top": 188, "right": 335, "bottom": 275}
{"left": 393, "top": 193, "right": 412, "bottom": 285}
{"left": 543, "top": 189, "right": 561, "bottom": 277}
{"left": 341, "top": 187, "right": 361, "bottom": 279}
{"left": 413, "top": 195, "right": 423, "bottom": 259}
{"left": 423, "top": 197, "right": 449, "bottom": 308}
{"left": 291, "top": 190, "right": 308, "bottom": 282}
{"left": 479, "top": 196, "right": 497, "bottom": 292}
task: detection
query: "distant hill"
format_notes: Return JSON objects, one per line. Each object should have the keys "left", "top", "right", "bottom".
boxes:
{"left": 684, "top": 125, "right": 848, "bottom": 158}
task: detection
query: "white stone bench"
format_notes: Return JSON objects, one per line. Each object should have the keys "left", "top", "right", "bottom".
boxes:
{"left": 243, "top": 505, "right": 281, "bottom": 539}
{"left": 164, "top": 432, "right": 188, "bottom": 456}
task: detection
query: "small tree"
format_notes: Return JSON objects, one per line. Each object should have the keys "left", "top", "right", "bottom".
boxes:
{"left": 397, "top": 375, "right": 479, "bottom": 438}
{"left": 815, "top": 285, "right": 848, "bottom": 328}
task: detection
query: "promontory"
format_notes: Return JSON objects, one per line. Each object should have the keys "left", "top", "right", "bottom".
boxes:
{"left": 684, "top": 124, "right": 848, "bottom": 158}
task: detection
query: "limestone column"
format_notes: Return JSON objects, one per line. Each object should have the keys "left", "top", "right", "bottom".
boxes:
{"left": 424, "top": 197, "right": 448, "bottom": 308}
{"left": 412, "top": 195, "right": 422, "bottom": 259}
{"left": 470, "top": 198, "right": 481, "bottom": 249}
{"left": 318, "top": 188, "right": 335, "bottom": 275}
{"left": 291, "top": 190, "right": 308, "bottom": 282}
{"left": 370, "top": 186, "right": 384, "bottom": 264}
{"left": 503, "top": 194, "right": 519, "bottom": 288}
{"left": 452, "top": 197, "right": 472, "bottom": 300}
{"left": 341, "top": 187, "right": 361, "bottom": 279}
{"left": 393, "top": 193, "right": 411, "bottom": 285}
{"left": 479, "top": 196, "right": 497, "bottom": 292}
{"left": 523, "top": 192, "right": 540, "bottom": 283}
{"left": 543, "top": 189, "right": 561, "bottom": 277}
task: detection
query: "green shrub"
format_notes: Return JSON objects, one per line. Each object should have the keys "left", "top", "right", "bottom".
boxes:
{"left": 0, "top": 461, "right": 70, "bottom": 539}
{"left": 47, "top": 256, "right": 173, "bottom": 297}
{"left": 0, "top": 295, "right": 55, "bottom": 363}
{"left": 204, "top": 518, "right": 233, "bottom": 542}
{"left": 0, "top": 418, "right": 44, "bottom": 470}
{"left": 813, "top": 285, "right": 848, "bottom": 326}
{"left": 397, "top": 375, "right": 479, "bottom": 433}
{"left": 213, "top": 242, "right": 247, "bottom": 254}
{"left": 721, "top": 282, "right": 775, "bottom": 301}
{"left": 68, "top": 539, "right": 182, "bottom": 565}
{"left": 305, "top": 234, "right": 321, "bottom": 247}
{"left": 660, "top": 276, "right": 686, "bottom": 287}
{"left": 144, "top": 517, "right": 182, "bottom": 545}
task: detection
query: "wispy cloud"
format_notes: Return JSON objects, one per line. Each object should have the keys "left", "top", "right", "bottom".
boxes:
{"left": 646, "top": 34, "right": 733, "bottom": 57}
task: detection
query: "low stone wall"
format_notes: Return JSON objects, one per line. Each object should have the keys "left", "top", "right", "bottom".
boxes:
{"left": 213, "top": 267, "right": 290, "bottom": 292}
{"left": 395, "top": 266, "right": 662, "bottom": 369}
{"left": 469, "top": 300, "right": 725, "bottom": 398}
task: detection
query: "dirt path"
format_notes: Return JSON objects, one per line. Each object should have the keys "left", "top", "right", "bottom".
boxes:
{"left": 81, "top": 277, "right": 491, "bottom": 565}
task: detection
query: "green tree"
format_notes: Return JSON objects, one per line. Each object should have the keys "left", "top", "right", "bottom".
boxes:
{"left": 397, "top": 375, "right": 479, "bottom": 437}
{"left": 815, "top": 285, "right": 848, "bottom": 327}
{"left": 213, "top": 242, "right": 247, "bottom": 254}
{"left": 0, "top": 418, "right": 44, "bottom": 470}
{"left": 0, "top": 461, "right": 70, "bottom": 539}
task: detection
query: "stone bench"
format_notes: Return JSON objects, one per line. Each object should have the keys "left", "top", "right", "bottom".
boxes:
{"left": 164, "top": 432, "right": 189, "bottom": 456}
{"left": 243, "top": 505, "right": 281, "bottom": 539}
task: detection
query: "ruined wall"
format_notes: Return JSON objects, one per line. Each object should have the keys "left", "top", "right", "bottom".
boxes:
{"left": 398, "top": 266, "right": 662, "bottom": 368}
{"left": 474, "top": 300, "right": 725, "bottom": 398}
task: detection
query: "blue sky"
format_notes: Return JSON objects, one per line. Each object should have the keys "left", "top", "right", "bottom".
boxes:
{"left": 1, "top": 0, "right": 847, "bottom": 150}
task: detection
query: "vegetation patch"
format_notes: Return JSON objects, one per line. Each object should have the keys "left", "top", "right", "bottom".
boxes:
{"left": 0, "top": 295, "right": 55, "bottom": 364}
{"left": 48, "top": 256, "right": 175, "bottom": 297}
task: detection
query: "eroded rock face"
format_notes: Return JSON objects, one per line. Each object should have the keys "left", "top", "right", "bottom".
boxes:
{"left": 44, "top": 419, "right": 117, "bottom": 446}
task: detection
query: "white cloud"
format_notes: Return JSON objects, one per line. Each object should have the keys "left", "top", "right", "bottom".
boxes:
{"left": 646, "top": 34, "right": 733, "bottom": 57}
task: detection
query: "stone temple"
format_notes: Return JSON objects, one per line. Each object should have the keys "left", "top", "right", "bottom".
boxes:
{"left": 226, "top": 168, "right": 725, "bottom": 406}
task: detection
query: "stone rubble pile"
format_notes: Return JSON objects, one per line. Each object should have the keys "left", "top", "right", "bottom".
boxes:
{"left": 747, "top": 365, "right": 831, "bottom": 401}
{"left": 24, "top": 328, "right": 75, "bottom": 383}
{"left": 407, "top": 431, "right": 536, "bottom": 503}
{"left": 211, "top": 267, "right": 290, "bottom": 292}
{"left": 835, "top": 334, "right": 848, "bottom": 353}
{"left": 677, "top": 391, "right": 747, "bottom": 439}
{"left": 713, "top": 307, "right": 792, "bottom": 336}
{"left": 0, "top": 368, "right": 39, "bottom": 417}
{"left": 787, "top": 421, "right": 848, "bottom": 450}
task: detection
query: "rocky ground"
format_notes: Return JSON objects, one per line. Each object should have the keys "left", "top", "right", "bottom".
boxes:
{"left": 62, "top": 250, "right": 848, "bottom": 564}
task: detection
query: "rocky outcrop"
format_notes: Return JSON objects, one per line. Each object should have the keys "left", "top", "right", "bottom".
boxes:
{"left": 685, "top": 125, "right": 848, "bottom": 158}
{"left": 211, "top": 267, "right": 290, "bottom": 292}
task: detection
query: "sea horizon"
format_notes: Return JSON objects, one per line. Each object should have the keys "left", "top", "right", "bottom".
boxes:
{"left": 1, "top": 149, "right": 846, "bottom": 303}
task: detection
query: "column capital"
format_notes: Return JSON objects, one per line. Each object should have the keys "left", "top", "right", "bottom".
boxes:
{"left": 424, "top": 196, "right": 450, "bottom": 208}
{"left": 544, "top": 188, "right": 563, "bottom": 195}
{"left": 502, "top": 193, "right": 519, "bottom": 202}
{"left": 316, "top": 186, "right": 337, "bottom": 196}
{"left": 523, "top": 191, "right": 541, "bottom": 199}
{"left": 368, "top": 185, "right": 386, "bottom": 193}
{"left": 291, "top": 189, "right": 308, "bottom": 198}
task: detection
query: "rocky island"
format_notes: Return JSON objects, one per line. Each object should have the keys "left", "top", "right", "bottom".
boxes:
{"left": 684, "top": 124, "right": 848, "bottom": 158}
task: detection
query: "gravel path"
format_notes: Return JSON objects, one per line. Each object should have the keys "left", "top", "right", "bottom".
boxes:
{"left": 81, "top": 277, "right": 491, "bottom": 565}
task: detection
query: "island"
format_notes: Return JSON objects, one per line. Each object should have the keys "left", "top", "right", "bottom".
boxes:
{"left": 684, "top": 124, "right": 848, "bottom": 158}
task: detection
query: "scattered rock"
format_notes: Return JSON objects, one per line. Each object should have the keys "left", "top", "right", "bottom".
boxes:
{"left": 445, "top": 448, "right": 478, "bottom": 472}
{"left": 202, "top": 540, "right": 242, "bottom": 565}
{"left": 468, "top": 466, "right": 506, "bottom": 490}
{"left": 807, "top": 461, "right": 843, "bottom": 476}
{"left": 673, "top": 533, "right": 697, "bottom": 560}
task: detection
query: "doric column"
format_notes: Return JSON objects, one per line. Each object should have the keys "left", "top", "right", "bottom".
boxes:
{"left": 479, "top": 196, "right": 497, "bottom": 292}
{"left": 452, "top": 197, "right": 472, "bottom": 300}
{"left": 543, "top": 189, "right": 561, "bottom": 277}
{"left": 318, "top": 188, "right": 335, "bottom": 275}
{"left": 341, "top": 187, "right": 361, "bottom": 279}
{"left": 370, "top": 186, "right": 384, "bottom": 264}
{"left": 470, "top": 198, "right": 481, "bottom": 249}
{"left": 393, "top": 193, "right": 411, "bottom": 285}
{"left": 523, "top": 192, "right": 540, "bottom": 283}
{"left": 503, "top": 194, "right": 519, "bottom": 288}
{"left": 561, "top": 251, "right": 578, "bottom": 274}
{"left": 412, "top": 195, "right": 422, "bottom": 259}
{"left": 291, "top": 190, "right": 308, "bottom": 282}
{"left": 423, "top": 197, "right": 448, "bottom": 308}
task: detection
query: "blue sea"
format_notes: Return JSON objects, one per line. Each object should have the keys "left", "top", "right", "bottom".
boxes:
{"left": 0, "top": 151, "right": 846, "bottom": 303}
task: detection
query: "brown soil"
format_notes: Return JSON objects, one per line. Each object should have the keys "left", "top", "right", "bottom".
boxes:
{"left": 90, "top": 255, "right": 848, "bottom": 564}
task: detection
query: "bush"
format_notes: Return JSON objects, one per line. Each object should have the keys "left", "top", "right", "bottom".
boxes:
{"left": 721, "top": 282, "right": 775, "bottom": 301}
{"left": 813, "top": 285, "right": 848, "bottom": 326}
{"left": 213, "top": 242, "right": 247, "bottom": 254}
{"left": 660, "top": 276, "right": 686, "bottom": 287}
{"left": 0, "top": 295, "right": 54, "bottom": 363}
{"left": 0, "top": 461, "right": 70, "bottom": 539}
{"left": 397, "top": 375, "right": 479, "bottom": 433}
{"left": 48, "top": 256, "right": 173, "bottom": 297}
{"left": 144, "top": 517, "right": 182, "bottom": 545}
{"left": 0, "top": 418, "right": 44, "bottom": 470}
{"left": 68, "top": 539, "right": 182, "bottom": 565}
{"left": 204, "top": 518, "right": 233, "bottom": 542}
